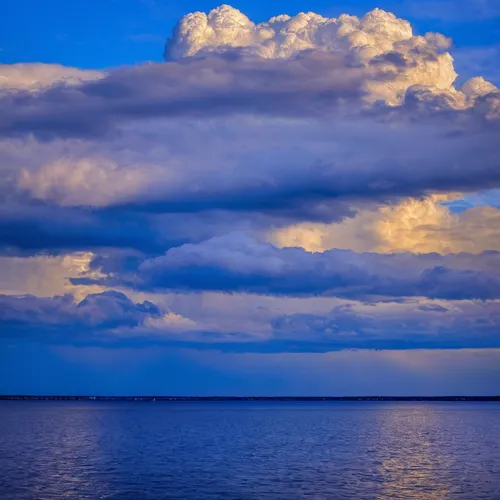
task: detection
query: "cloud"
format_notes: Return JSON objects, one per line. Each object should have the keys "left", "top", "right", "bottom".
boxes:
{"left": 166, "top": 6, "right": 458, "bottom": 105}
{"left": 3, "top": 114, "right": 500, "bottom": 227}
{"left": 270, "top": 195, "right": 500, "bottom": 254}
{"left": 76, "top": 232, "right": 500, "bottom": 300}
{"left": 1, "top": 7, "right": 499, "bottom": 142}
{"left": 1, "top": 4, "right": 500, "bottom": 357}
{"left": 18, "top": 158, "right": 162, "bottom": 207}
{"left": 0, "top": 7, "right": 498, "bottom": 233}
{"left": 1, "top": 288, "right": 499, "bottom": 351}
{"left": 0, "top": 252, "right": 103, "bottom": 299}
{"left": 167, "top": 6, "right": 412, "bottom": 59}
{"left": 0, "top": 53, "right": 367, "bottom": 140}
{"left": 0, "top": 203, "right": 170, "bottom": 255}
{"left": 0, "top": 63, "right": 102, "bottom": 91}
{"left": 268, "top": 299, "right": 500, "bottom": 350}
{"left": 0, "top": 290, "right": 161, "bottom": 332}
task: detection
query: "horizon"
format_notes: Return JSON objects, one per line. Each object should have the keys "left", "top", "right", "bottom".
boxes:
{"left": 1, "top": 0, "right": 500, "bottom": 395}
{"left": 2, "top": 395, "right": 499, "bottom": 400}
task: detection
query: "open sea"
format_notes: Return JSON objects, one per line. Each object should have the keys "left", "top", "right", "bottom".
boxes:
{"left": 0, "top": 401, "right": 499, "bottom": 499}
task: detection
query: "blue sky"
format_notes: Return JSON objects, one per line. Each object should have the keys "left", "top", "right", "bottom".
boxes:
{"left": 2, "top": 0, "right": 500, "bottom": 72}
{"left": 1, "top": 0, "right": 500, "bottom": 395}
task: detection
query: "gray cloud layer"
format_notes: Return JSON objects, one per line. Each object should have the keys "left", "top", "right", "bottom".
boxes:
{"left": 75, "top": 233, "right": 500, "bottom": 300}
{"left": 1, "top": 290, "right": 499, "bottom": 352}
{"left": 0, "top": 53, "right": 366, "bottom": 140}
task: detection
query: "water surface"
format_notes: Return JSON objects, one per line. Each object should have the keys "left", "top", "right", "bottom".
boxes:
{"left": 0, "top": 401, "right": 499, "bottom": 499}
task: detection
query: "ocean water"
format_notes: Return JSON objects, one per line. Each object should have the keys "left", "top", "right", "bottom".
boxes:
{"left": 0, "top": 402, "right": 499, "bottom": 499}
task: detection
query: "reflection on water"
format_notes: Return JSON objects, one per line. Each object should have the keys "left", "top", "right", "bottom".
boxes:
{"left": 0, "top": 402, "right": 499, "bottom": 499}
{"left": 376, "top": 407, "right": 453, "bottom": 499}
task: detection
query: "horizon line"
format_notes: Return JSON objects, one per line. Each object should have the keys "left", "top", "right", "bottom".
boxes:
{"left": 1, "top": 395, "right": 499, "bottom": 401}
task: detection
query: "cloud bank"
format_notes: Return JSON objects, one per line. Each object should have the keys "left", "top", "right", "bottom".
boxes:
{"left": 76, "top": 232, "right": 500, "bottom": 300}
{"left": 0, "top": 5, "right": 499, "bottom": 354}
{"left": 2, "top": 290, "right": 500, "bottom": 352}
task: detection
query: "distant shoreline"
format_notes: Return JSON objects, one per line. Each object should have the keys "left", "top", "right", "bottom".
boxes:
{"left": 1, "top": 396, "right": 499, "bottom": 402}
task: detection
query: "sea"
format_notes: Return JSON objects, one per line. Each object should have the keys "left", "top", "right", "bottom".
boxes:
{"left": 0, "top": 401, "right": 499, "bottom": 499}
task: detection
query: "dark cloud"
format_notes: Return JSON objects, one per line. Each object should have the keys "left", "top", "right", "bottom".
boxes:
{"left": 4, "top": 117, "right": 500, "bottom": 233}
{"left": 0, "top": 198, "right": 350, "bottom": 256}
{"left": 0, "top": 203, "right": 169, "bottom": 256}
{"left": 418, "top": 303, "right": 449, "bottom": 312}
{"left": 266, "top": 301, "right": 500, "bottom": 351}
{"left": 75, "top": 233, "right": 500, "bottom": 300}
{"left": 0, "top": 290, "right": 161, "bottom": 333}
{"left": 0, "top": 52, "right": 366, "bottom": 140}
{"left": 1, "top": 289, "right": 499, "bottom": 352}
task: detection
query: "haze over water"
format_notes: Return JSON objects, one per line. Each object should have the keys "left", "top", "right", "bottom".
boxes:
{"left": 1, "top": 401, "right": 499, "bottom": 499}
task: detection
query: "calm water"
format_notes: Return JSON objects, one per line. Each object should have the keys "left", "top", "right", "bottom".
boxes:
{"left": 0, "top": 402, "right": 499, "bottom": 500}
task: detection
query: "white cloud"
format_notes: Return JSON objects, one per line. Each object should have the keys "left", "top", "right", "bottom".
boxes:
{"left": 166, "top": 5, "right": 470, "bottom": 106}
{"left": 0, "top": 63, "right": 102, "bottom": 91}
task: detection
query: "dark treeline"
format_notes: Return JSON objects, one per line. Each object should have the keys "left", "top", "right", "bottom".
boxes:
{"left": 1, "top": 396, "right": 499, "bottom": 402}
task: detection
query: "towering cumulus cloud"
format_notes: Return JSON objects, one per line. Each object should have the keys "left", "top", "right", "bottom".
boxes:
{"left": 0, "top": 5, "right": 500, "bottom": 356}
{"left": 166, "top": 5, "right": 458, "bottom": 105}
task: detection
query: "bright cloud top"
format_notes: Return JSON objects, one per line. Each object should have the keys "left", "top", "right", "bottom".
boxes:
{"left": 166, "top": 5, "right": 491, "bottom": 106}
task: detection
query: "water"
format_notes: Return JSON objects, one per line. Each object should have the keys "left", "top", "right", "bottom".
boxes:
{"left": 0, "top": 402, "right": 499, "bottom": 499}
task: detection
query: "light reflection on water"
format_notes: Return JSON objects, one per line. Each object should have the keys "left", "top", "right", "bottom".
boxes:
{"left": 376, "top": 407, "right": 453, "bottom": 499}
{"left": 0, "top": 402, "right": 499, "bottom": 499}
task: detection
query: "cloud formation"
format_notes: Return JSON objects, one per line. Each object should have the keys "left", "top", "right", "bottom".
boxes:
{"left": 1, "top": 5, "right": 500, "bottom": 355}
{"left": 164, "top": 5, "right": 500, "bottom": 116}
{"left": 75, "top": 232, "right": 500, "bottom": 300}
{"left": 0, "top": 7, "right": 498, "bottom": 241}
{"left": 2, "top": 289, "right": 499, "bottom": 352}
{"left": 0, "top": 291, "right": 160, "bottom": 333}
{"left": 1, "top": 7, "right": 499, "bottom": 141}
{"left": 0, "top": 63, "right": 102, "bottom": 91}
{"left": 271, "top": 195, "right": 500, "bottom": 254}
{"left": 166, "top": 5, "right": 463, "bottom": 106}
{"left": 0, "top": 53, "right": 367, "bottom": 140}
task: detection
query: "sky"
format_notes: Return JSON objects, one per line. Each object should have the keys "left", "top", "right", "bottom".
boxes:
{"left": 1, "top": 0, "right": 500, "bottom": 395}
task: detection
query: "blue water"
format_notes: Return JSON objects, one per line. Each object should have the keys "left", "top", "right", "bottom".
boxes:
{"left": 0, "top": 402, "right": 499, "bottom": 499}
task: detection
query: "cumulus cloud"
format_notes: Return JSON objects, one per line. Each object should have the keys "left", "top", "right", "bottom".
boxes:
{"left": 1, "top": 289, "right": 499, "bottom": 351}
{"left": 0, "top": 7, "right": 498, "bottom": 236}
{"left": 0, "top": 290, "right": 161, "bottom": 331}
{"left": 0, "top": 7, "right": 499, "bottom": 142}
{"left": 0, "top": 9, "right": 497, "bottom": 227}
{"left": 268, "top": 299, "right": 500, "bottom": 350}
{"left": 75, "top": 232, "right": 500, "bottom": 300}
{"left": 166, "top": 6, "right": 459, "bottom": 105}
{"left": 165, "top": 5, "right": 500, "bottom": 109}
{"left": 270, "top": 194, "right": 500, "bottom": 254}
{"left": 166, "top": 6, "right": 414, "bottom": 60}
